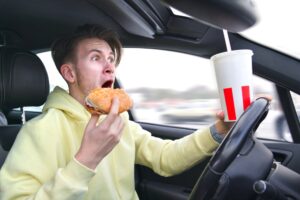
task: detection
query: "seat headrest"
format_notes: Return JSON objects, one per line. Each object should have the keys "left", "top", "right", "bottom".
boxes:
{"left": 0, "top": 46, "right": 49, "bottom": 109}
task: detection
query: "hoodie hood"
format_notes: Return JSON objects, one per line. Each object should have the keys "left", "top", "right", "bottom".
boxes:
{"left": 43, "top": 86, "right": 91, "bottom": 121}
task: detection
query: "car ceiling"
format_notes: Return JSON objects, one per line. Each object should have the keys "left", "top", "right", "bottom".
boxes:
{"left": 1, "top": 0, "right": 300, "bottom": 94}
{"left": 0, "top": 0, "right": 226, "bottom": 55}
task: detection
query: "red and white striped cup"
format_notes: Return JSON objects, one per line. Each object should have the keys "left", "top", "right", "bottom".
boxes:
{"left": 211, "top": 50, "right": 254, "bottom": 122}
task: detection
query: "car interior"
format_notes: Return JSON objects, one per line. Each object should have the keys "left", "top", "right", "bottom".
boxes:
{"left": 1, "top": 0, "right": 300, "bottom": 200}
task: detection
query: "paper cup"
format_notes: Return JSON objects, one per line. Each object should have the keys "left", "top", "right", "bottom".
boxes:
{"left": 211, "top": 50, "right": 253, "bottom": 122}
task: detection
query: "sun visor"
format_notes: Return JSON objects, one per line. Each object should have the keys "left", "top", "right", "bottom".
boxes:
{"left": 88, "top": 0, "right": 156, "bottom": 38}
{"left": 162, "top": 0, "right": 259, "bottom": 33}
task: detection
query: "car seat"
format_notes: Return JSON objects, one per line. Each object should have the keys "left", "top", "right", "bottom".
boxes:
{"left": 0, "top": 46, "right": 49, "bottom": 167}
{"left": 0, "top": 111, "right": 7, "bottom": 126}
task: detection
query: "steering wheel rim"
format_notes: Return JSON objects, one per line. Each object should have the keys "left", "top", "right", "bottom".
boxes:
{"left": 189, "top": 97, "right": 270, "bottom": 200}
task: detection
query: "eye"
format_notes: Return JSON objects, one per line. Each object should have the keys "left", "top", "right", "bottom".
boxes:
{"left": 108, "top": 56, "right": 115, "bottom": 64}
{"left": 91, "top": 55, "right": 100, "bottom": 61}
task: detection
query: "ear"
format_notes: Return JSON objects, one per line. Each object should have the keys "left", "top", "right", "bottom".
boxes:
{"left": 60, "top": 64, "right": 76, "bottom": 84}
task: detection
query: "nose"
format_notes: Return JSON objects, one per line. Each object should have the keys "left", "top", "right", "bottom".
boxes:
{"left": 103, "top": 61, "right": 115, "bottom": 74}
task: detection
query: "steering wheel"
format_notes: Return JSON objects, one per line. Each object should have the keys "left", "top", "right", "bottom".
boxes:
{"left": 189, "top": 97, "right": 270, "bottom": 200}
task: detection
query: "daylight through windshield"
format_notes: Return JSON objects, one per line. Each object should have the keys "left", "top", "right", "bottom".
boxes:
{"left": 241, "top": 0, "right": 300, "bottom": 59}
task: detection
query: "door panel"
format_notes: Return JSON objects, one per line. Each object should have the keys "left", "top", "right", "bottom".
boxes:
{"left": 136, "top": 123, "right": 210, "bottom": 200}
{"left": 137, "top": 123, "right": 300, "bottom": 200}
{"left": 264, "top": 141, "right": 300, "bottom": 173}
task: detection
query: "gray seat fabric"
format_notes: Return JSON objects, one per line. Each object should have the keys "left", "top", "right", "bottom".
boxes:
{"left": 0, "top": 111, "right": 7, "bottom": 126}
{"left": 0, "top": 46, "right": 49, "bottom": 167}
{"left": 0, "top": 111, "right": 8, "bottom": 167}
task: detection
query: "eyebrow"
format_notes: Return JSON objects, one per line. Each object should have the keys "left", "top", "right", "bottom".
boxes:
{"left": 88, "top": 49, "right": 115, "bottom": 57}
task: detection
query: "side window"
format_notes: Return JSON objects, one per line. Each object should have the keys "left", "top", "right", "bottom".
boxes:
{"left": 283, "top": 91, "right": 300, "bottom": 141}
{"left": 117, "top": 48, "right": 220, "bottom": 127}
{"left": 291, "top": 92, "right": 300, "bottom": 112}
{"left": 117, "top": 48, "right": 291, "bottom": 141}
{"left": 34, "top": 49, "right": 291, "bottom": 142}
{"left": 252, "top": 78, "right": 292, "bottom": 142}
{"left": 38, "top": 52, "right": 68, "bottom": 92}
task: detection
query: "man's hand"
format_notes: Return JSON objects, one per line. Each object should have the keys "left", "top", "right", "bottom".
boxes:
{"left": 75, "top": 97, "right": 125, "bottom": 170}
{"left": 214, "top": 111, "right": 234, "bottom": 137}
{"left": 214, "top": 95, "right": 272, "bottom": 137}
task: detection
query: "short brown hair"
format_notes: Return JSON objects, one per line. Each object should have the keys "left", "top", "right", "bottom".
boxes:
{"left": 51, "top": 24, "right": 122, "bottom": 72}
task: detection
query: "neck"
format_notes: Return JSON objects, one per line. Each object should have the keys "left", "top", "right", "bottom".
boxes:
{"left": 68, "top": 86, "right": 85, "bottom": 106}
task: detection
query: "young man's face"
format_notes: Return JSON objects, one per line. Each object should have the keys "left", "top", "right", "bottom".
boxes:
{"left": 72, "top": 37, "right": 116, "bottom": 97}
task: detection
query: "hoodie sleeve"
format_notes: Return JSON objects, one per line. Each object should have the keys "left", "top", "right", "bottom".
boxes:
{"left": 0, "top": 118, "right": 95, "bottom": 200}
{"left": 132, "top": 122, "right": 219, "bottom": 177}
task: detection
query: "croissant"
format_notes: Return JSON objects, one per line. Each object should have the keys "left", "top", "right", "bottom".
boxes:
{"left": 85, "top": 88, "right": 133, "bottom": 114}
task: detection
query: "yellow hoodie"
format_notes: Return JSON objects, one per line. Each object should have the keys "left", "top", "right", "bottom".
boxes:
{"left": 0, "top": 87, "right": 218, "bottom": 200}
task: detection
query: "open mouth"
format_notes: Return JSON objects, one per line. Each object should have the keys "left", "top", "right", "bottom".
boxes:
{"left": 102, "top": 80, "right": 113, "bottom": 88}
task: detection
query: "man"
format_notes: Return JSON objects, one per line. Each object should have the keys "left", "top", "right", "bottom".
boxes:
{"left": 0, "top": 24, "right": 230, "bottom": 199}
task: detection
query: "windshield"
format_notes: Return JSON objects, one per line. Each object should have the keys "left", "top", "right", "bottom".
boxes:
{"left": 241, "top": 0, "right": 300, "bottom": 59}
{"left": 171, "top": 0, "right": 300, "bottom": 59}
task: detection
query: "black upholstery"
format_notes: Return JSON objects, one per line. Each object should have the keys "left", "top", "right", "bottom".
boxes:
{"left": 0, "top": 46, "right": 49, "bottom": 158}
{"left": 0, "top": 125, "right": 21, "bottom": 151}
{"left": 0, "top": 46, "right": 49, "bottom": 109}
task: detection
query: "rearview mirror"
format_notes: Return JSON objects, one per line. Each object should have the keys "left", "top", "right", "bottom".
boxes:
{"left": 161, "top": 0, "right": 259, "bottom": 32}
